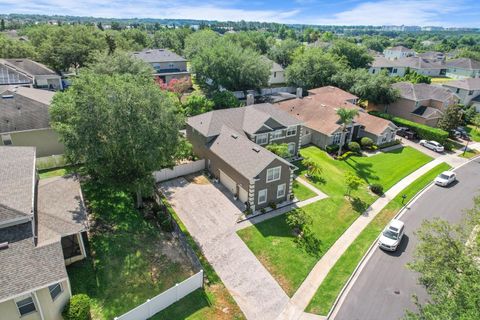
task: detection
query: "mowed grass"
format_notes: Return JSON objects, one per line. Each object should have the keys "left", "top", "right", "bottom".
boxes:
{"left": 466, "top": 125, "right": 480, "bottom": 142}
{"left": 38, "top": 165, "right": 79, "bottom": 179}
{"left": 292, "top": 179, "right": 317, "bottom": 201}
{"left": 306, "top": 162, "right": 451, "bottom": 315}
{"left": 237, "top": 146, "right": 432, "bottom": 296}
{"left": 430, "top": 77, "right": 454, "bottom": 84}
{"left": 67, "top": 182, "right": 195, "bottom": 320}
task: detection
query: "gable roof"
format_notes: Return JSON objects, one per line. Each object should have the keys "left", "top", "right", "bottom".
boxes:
{"left": 0, "top": 147, "right": 35, "bottom": 225}
{"left": 371, "top": 56, "right": 445, "bottom": 70}
{"left": 262, "top": 56, "right": 284, "bottom": 72}
{"left": 307, "top": 86, "right": 358, "bottom": 103}
{"left": 393, "top": 82, "right": 458, "bottom": 102}
{"left": 386, "top": 45, "right": 414, "bottom": 52}
{"left": 446, "top": 58, "right": 480, "bottom": 70}
{"left": 412, "top": 105, "right": 444, "bottom": 119}
{"left": 133, "top": 49, "right": 187, "bottom": 63}
{"left": 187, "top": 103, "right": 301, "bottom": 138}
{"left": 0, "top": 86, "right": 54, "bottom": 133}
{"left": 208, "top": 126, "right": 291, "bottom": 180}
{"left": 0, "top": 59, "right": 57, "bottom": 77}
{"left": 443, "top": 78, "right": 480, "bottom": 91}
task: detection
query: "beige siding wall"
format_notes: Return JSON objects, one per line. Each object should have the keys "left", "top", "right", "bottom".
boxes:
{"left": 2, "top": 128, "right": 64, "bottom": 157}
{"left": 310, "top": 130, "right": 331, "bottom": 149}
{"left": 268, "top": 71, "right": 286, "bottom": 85}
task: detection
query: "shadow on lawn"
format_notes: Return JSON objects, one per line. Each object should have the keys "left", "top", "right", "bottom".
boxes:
{"left": 343, "top": 158, "right": 378, "bottom": 185}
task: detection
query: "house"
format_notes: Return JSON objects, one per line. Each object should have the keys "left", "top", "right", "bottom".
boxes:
{"left": 0, "top": 146, "right": 88, "bottom": 320}
{"left": 445, "top": 58, "right": 480, "bottom": 79}
{"left": 443, "top": 78, "right": 480, "bottom": 111}
{"left": 369, "top": 56, "right": 446, "bottom": 77}
{"left": 383, "top": 46, "right": 415, "bottom": 60}
{"left": 368, "top": 82, "right": 459, "bottom": 127}
{"left": 417, "top": 51, "right": 445, "bottom": 63}
{"left": 132, "top": 48, "right": 190, "bottom": 84}
{"left": 274, "top": 86, "right": 398, "bottom": 148}
{"left": 263, "top": 57, "right": 286, "bottom": 86}
{"left": 0, "top": 86, "right": 64, "bottom": 157}
{"left": 0, "top": 59, "right": 63, "bottom": 90}
{"left": 186, "top": 104, "right": 302, "bottom": 211}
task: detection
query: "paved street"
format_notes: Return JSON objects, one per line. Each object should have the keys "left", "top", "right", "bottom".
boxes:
{"left": 333, "top": 158, "right": 480, "bottom": 320}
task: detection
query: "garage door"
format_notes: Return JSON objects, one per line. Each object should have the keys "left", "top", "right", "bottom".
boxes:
{"left": 219, "top": 170, "right": 237, "bottom": 195}
{"left": 239, "top": 187, "right": 248, "bottom": 204}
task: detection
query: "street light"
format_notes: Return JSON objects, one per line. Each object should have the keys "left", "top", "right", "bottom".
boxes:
{"left": 401, "top": 194, "right": 407, "bottom": 204}
{"left": 463, "top": 139, "right": 470, "bottom": 157}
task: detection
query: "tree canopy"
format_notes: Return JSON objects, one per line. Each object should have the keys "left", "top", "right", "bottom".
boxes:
{"left": 329, "top": 39, "right": 373, "bottom": 69}
{"left": 267, "top": 38, "right": 301, "bottom": 67}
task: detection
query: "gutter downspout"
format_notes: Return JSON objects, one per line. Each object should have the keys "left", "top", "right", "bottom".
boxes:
{"left": 32, "top": 291, "right": 45, "bottom": 320}
{"left": 31, "top": 152, "right": 37, "bottom": 245}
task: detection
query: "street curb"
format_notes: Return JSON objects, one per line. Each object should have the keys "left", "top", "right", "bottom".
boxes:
{"left": 325, "top": 157, "right": 480, "bottom": 319}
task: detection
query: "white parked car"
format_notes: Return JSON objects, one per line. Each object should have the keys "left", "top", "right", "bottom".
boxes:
{"left": 378, "top": 219, "right": 405, "bottom": 252}
{"left": 434, "top": 171, "right": 456, "bottom": 187}
{"left": 419, "top": 140, "right": 444, "bottom": 153}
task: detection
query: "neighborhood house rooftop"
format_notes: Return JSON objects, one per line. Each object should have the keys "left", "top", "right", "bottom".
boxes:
{"left": 132, "top": 48, "right": 187, "bottom": 63}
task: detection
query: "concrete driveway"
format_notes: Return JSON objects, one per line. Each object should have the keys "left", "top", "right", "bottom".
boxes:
{"left": 159, "top": 175, "right": 289, "bottom": 320}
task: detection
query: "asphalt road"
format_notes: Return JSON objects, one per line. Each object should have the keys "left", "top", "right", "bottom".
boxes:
{"left": 334, "top": 158, "right": 480, "bottom": 320}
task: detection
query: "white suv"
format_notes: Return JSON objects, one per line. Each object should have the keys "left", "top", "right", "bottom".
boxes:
{"left": 378, "top": 219, "right": 405, "bottom": 251}
{"left": 419, "top": 140, "right": 444, "bottom": 153}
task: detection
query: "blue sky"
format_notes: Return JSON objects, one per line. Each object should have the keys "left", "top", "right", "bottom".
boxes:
{"left": 1, "top": 0, "right": 479, "bottom": 27}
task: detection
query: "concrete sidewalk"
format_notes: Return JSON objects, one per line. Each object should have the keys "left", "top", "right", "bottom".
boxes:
{"left": 276, "top": 158, "right": 444, "bottom": 320}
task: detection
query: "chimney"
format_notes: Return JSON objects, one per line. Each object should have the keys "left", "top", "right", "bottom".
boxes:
{"left": 246, "top": 94, "right": 254, "bottom": 106}
{"left": 296, "top": 87, "right": 303, "bottom": 98}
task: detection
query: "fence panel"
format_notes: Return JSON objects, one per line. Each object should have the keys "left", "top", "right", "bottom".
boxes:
{"left": 153, "top": 159, "right": 205, "bottom": 182}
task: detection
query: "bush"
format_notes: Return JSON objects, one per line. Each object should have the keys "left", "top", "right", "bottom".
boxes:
{"left": 369, "top": 111, "right": 449, "bottom": 143}
{"left": 325, "top": 144, "right": 339, "bottom": 154}
{"left": 360, "top": 137, "right": 374, "bottom": 149}
{"left": 377, "top": 139, "right": 401, "bottom": 149}
{"left": 269, "top": 201, "right": 277, "bottom": 210}
{"left": 63, "top": 294, "right": 91, "bottom": 320}
{"left": 337, "top": 151, "right": 356, "bottom": 160}
{"left": 370, "top": 183, "right": 384, "bottom": 195}
{"left": 348, "top": 141, "right": 361, "bottom": 153}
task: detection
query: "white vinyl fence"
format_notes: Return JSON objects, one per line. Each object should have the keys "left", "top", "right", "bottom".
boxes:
{"left": 115, "top": 270, "right": 204, "bottom": 320}
{"left": 232, "top": 86, "right": 296, "bottom": 99}
{"left": 153, "top": 159, "right": 205, "bottom": 182}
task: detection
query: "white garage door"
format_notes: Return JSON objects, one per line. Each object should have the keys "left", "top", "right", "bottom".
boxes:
{"left": 239, "top": 187, "right": 248, "bottom": 204}
{"left": 219, "top": 170, "right": 237, "bottom": 195}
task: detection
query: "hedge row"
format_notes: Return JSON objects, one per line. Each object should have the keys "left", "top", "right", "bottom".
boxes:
{"left": 369, "top": 111, "right": 449, "bottom": 143}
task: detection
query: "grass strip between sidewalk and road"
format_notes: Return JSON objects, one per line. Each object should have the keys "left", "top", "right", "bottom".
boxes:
{"left": 305, "top": 162, "right": 452, "bottom": 316}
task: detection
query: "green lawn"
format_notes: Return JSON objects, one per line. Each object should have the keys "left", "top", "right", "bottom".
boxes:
{"left": 292, "top": 179, "right": 317, "bottom": 201}
{"left": 306, "top": 162, "right": 451, "bottom": 315}
{"left": 237, "top": 146, "right": 432, "bottom": 296}
{"left": 459, "top": 148, "right": 479, "bottom": 159}
{"left": 430, "top": 77, "right": 454, "bottom": 84}
{"left": 466, "top": 125, "right": 480, "bottom": 142}
{"left": 38, "top": 166, "right": 78, "bottom": 179}
{"left": 68, "top": 182, "right": 196, "bottom": 320}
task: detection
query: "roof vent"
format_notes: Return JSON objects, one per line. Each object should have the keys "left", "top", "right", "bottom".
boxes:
{"left": 0, "top": 242, "right": 9, "bottom": 250}
{"left": 252, "top": 147, "right": 260, "bottom": 153}
{"left": 231, "top": 133, "right": 238, "bottom": 139}
{"left": 1, "top": 95, "right": 14, "bottom": 99}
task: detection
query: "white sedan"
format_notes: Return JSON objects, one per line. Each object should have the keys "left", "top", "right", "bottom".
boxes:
{"left": 434, "top": 171, "right": 456, "bottom": 187}
{"left": 378, "top": 219, "right": 405, "bottom": 252}
{"left": 419, "top": 140, "right": 444, "bottom": 153}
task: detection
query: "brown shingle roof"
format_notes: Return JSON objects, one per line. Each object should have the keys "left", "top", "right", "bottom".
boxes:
{"left": 393, "top": 82, "right": 458, "bottom": 102}
{"left": 446, "top": 58, "right": 480, "bottom": 70}
{"left": 307, "top": 86, "right": 358, "bottom": 103}
{"left": 443, "top": 78, "right": 480, "bottom": 91}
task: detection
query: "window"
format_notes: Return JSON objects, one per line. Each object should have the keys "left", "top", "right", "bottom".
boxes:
{"left": 1, "top": 134, "right": 12, "bottom": 146}
{"left": 256, "top": 133, "right": 268, "bottom": 145}
{"left": 286, "top": 126, "right": 297, "bottom": 137}
{"left": 393, "top": 68, "right": 397, "bottom": 74}
{"left": 456, "top": 88, "right": 460, "bottom": 94}
{"left": 277, "top": 184, "right": 286, "bottom": 198}
{"left": 469, "top": 90, "right": 474, "bottom": 95}
{"left": 16, "top": 296, "right": 36, "bottom": 316}
{"left": 372, "top": 69, "right": 376, "bottom": 74}
{"left": 266, "top": 166, "right": 281, "bottom": 182}
{"left": 168, "top": 63, "right": 175, "bottom": 68}
{"left": 287, "top": 142, "right": 296, "bottom": 155}
{"left": 271, "top": 130, "right": 285, "bottom": 140}
{"left": 274, "top": 72, "right": 277, "bottom": 78}
{"left": 49, "top": 283, "right": 63, "bottom": 300}
{"left": 258, "top": 189, "right": 267, "bottom": 204}
{"left": 332, "top": 133, "right": 341, "bottom": 145}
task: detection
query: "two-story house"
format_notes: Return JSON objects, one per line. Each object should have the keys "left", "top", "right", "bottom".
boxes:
{"left": 132, "top": 49, "right": 190, "bottom": 84}
{"left": 369, "top": 56, "right": 446, "bottom": 77}
{"left": 186, "top": 104, "right": 302, "bottom": 211}
{"left": 443, "top": 78, "right": 480, "bottom": 112}
{"left": 445, "top": 58, "right": 480, "bottom": 79}
{"left": 383, "top": 46, "right": 415, "bottom": 60}
{"left": 0, "top": 59, "right": 63, "bottom": 90}
{"left": 0, "top": 147, "right": 88, "bottom": 320}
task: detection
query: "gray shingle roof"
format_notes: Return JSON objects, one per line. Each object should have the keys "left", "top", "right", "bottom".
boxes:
{"left": 1, "top": 59, "right": 57, "bottom": 76}
{"left": 392, "top": 82, "right": 457, "bottom": 102}
{"left": 0, "top": 238, "right": 67, "bottom": 303}
{"left": 37, "top": 175, "right": 88, "bottom": 245}
{"left": 0, "top": 147, "right": 35, "bottom": 224}
{"left": 187, "top": 103, "right": 301, "bottom": 138}
{"left": 443, "top": 78, "right": 480, "bottom": 91}
{"left": 371, "top": 56, "right": 444, "bottom": 70}
{"left": 0, "top": 87, "right": 54, "bottom": 133}
{"left": 386, "top": 45, "right": 414, "bottom": 52}
{"left": 208, "top": 126, "right": 291, "bottom": 179}
{"left": 133, "top": 49, "right": 187, "bottom": 63}
{"left": 446, "top": 58, "right": 480, "bottom": 70}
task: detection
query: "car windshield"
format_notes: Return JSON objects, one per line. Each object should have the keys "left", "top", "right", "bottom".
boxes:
{"left": 439, "top": 174, "right": 450, "bottom": 179}
{"left": 383, "top": 229, "right": 398, "bottom": 240}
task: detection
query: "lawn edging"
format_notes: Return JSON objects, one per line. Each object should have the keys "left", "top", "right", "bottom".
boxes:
{"left": 319, "top": 162, "right": 452, "bottom": 318}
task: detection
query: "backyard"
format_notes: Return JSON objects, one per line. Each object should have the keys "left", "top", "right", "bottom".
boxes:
{"left": 237, "top": 146, "right": 432, "bottom": 296}
{"left": 466, "top": 125, "right": 480, "bottom": 142}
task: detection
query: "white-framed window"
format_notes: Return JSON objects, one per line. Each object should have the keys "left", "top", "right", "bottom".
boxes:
{"left": 332, "top": 132, "right": 341, "bottom": 145}
{"left": 266, "top": 166, "right": 281, "bottom": 183}
{"left": 1, "top": 134, "right": 12, "bottom": 146}
{"left": 256, "top": 133, "right": 268, "bottom": 145}
{"left": 287, "top": 142, "right": 296, "bottom": 155}
{"left": 49, "top": 282, "right": 63, "bottom": 301}
{"left": 274, "top": 72, "right": 277, "bottom": 78}
{"left": 469, "top": 90, "right": 474, "bottom": 95}
{"left": 286, "top": 126, "right": 297, "bottom": 137}
{"left": 16, "top": 295, "right": 36, "bottom": 316}
{"left": 271, "top": 130, "right": 285, "bottom": 140}
{"left": 393, "top": 68, "right": 397, "bottom": 73}
{"left": 168, "top": 63, "right": 175, "bottom": 68}
{"left": 258, "top": 189, "right": 267, "bottom": 204}
{"left": 277, "top": 184, "right": 286, "bottom": 199}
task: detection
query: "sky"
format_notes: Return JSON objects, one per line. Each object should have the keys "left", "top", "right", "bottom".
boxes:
{"left": 1, "top": 0, "right": 479, "bottom": 27}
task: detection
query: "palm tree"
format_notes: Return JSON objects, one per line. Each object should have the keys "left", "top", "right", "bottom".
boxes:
{"left": 336, "top": 108, "right": 359, "bottom": 157}
{"left": 303, "top": 157, "right": 322, "bottom": 179}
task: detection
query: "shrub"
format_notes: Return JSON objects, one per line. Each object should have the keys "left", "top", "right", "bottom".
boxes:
{"left": 337, "top": 151, "right": 355, "bottom": 160}
{"left": 369, "top": 111, "right": 449, "bottom": 143}
{"left": 260, "top": 208, "right": 266, "bottom": 214}
{"left": 370, "top": 183, "right": 384, "bottom": 195}
{"left": 377, "top": 139, "right": 401, "bottom": 149}
{"left": 325, "top": 144, "right": 339, "bottom": 154}
{"left": 63, "top": 294, "right": 91, "bottom": 320}
{"left": 348, "top": 141, "right": 361, "bottom": 153}
{"left": 360, "top": 137, "right": 374, "bottom": 149}
{"left": 269, "top": 201, "right": 277, "bottom": 210}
